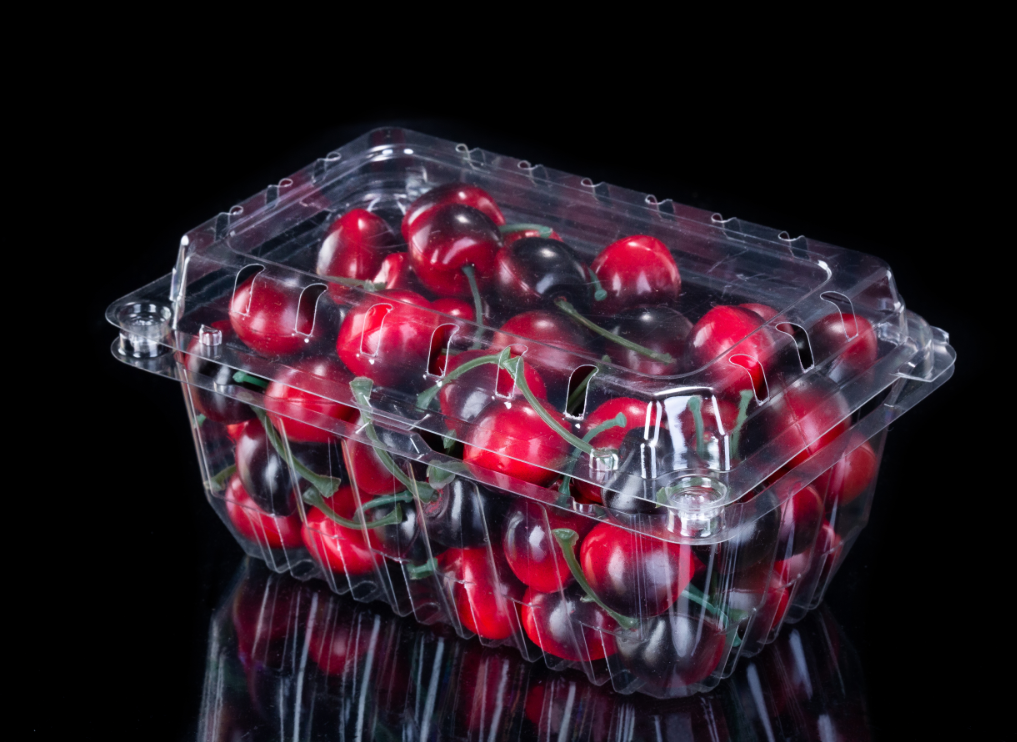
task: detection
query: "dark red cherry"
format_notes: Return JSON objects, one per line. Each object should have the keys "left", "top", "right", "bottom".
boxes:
{"left": 316, "top": 208, "right": 398, "bottom": 301}
{"left": 493, "top": 237, "right": 590, "bottom": 312}
{"left": 580, "top": 522, "right": 699, "bottom": 616}
{"left": 178, "top": 320, "right": 258, "bottom": 424}
{"left": 590, "top": 235, "right": 681, "bottom": 317}
{"left": 345, "top": 416, "right": 405, "bottom": 497}
{"left": 463, "top": 399, "right": 571, "bottom": 489}
{"left": 817, "top": 439, "right": 877, "bottom": 509}
{"left": 264, "top": 356, "right": 357, "bottom": 444}
{"left": 693, "top": 491, "right": 779, "bottom": 575}
{"left": 598, "top": 426, "right": 676, "bottom": 518}
{"left": 365, "top": 493, "right": 426, "bottom": 562}
{"left": 687, "top": 305, "right": 777, "bottom": 399}
{"left": 336, "top": 289, "right": 438, "bottom": 388}
{"left": 775, "top": 382, "right": 852, "bottom": 470}
{"left": 224, "top": 473, "right": 303, "bottom": 549}
{"left": 437, "top": 547, "right": 525, "bottom": 640}
{"left": 422, "top": 477, "right": 509, "bottom": 549}
{"left": 503, "top": 500, "right": 594, "bottom": 593}
{"left": 603, "top": 305, "right": 691, "bottom": 376}
{"left": 810, "top": 312, "right": 878, "bottom": 382}
{"left": 401, "top": 183, "right": 505, "bottom": 242}
{"left": 407, "top": 204, "right": 501, "bottom": 297}
{"left": 740, "top": 303, "right": 778, "bottom": 321}
{"left": 776, "top": 484, "right": 824, "bottom": 558}
{"left": 521, "top": 584, "right": 618, "bottom": 663}
{"left": 617, "top": 612, "right": 726, "bottom": 690}
{"left": 372, "top": 252, "right": 427, "bottom": 293}
{"left": 491, "top": 310, "right": 594, "bottom": 395}
{"left": 302, "top": 488, "right": 379, "bottom": 576}
{"left": 229, "top": 272, "right": 328, "bottom": 358}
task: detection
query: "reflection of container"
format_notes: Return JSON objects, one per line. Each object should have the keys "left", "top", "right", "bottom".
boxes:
{"left": 199, "top": 558, "right": 870, "bottom": 741}
{"left": 110, "top": 129, "right": 953, "bottom": 697}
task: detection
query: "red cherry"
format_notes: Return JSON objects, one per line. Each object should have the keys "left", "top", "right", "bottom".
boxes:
{"left": 463, "top": 399, "right": 570, "bottom": 488}
{"left": 408, "top": 204, "right": 501, "bottom": 297}
{"left": 776, "top": 484, "right": 824, "bottom": 558}
{"left": 178, "top": 320, "right": 258, "bottom": 424}
{"left": 430, "top": 297, "right": 481, "bottom": 361}
{"left": 437, "top": 547, "right": 525, "bottom": 640}
{"left": 401, "top": 183, "right": 506, "bottom": 242}
{"left": 302, "top": 489, "right": 378, "bottom": 576}
{"left": 316, "top": 208, "right": 398, "bottom": 300}
{"left": 264, "top": 357, "right": 357, "bottom": 444}
{"left": 372, "top": 252, "right": 427, "bottom": 293}
{"left": 503, "top": 500, "right": 593, "bottom": 593}
{"left": 224, "top": 474, "right": 303, "bottom": 549}
{"left": 687, "top": 305, "right": 776, "bottom": 398}
{"left": 777, "top": 383, "right": 852, "bottom": 469}
{"left": 226, "top": 421, "right": 248, "bottom": 443}
{"left": 305, "top": 593, "right": 366, "bottom": 676}
{"left": 590, "top": 235, "right": 681, "bottom": 316}
{"left": 676, "top": 396, "right": 740, "bottom": 452}
{"left": 810, "top": 312, "right": 878, "bottom": 381}
{"left": 739, "top": 303, "right": 778, "bottom": 321}
{"left": 229, "top": 272, "right": 326, "bottom": 357}
{"left": 502, "top": 227, "right": 562, "bottom": 247}
{"left": 521, "top": 585, "right": 618, "bottom": 662}
{"left": 817, "top": 439, "right": 878, "bottom": 508}
{"left": 336, "top": 289, "right": 438, "bottom": 388}
{"left": 580, "top": 522, "right": 699, "bottom": 617}
{"left": 491, "top": 310, "right": 593, "bottom": 393}
{"left": 344, "top": 414, "right": 404, "bottom": 496}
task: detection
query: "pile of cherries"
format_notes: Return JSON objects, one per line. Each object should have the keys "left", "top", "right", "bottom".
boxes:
{"left": 185, "top": 181, "right": 881, "bottom": 691}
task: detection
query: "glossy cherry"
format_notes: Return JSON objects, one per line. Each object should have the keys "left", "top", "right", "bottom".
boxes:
{"left": 264, "top": 356, "right": 357, "bottom": 444}
{"left": 687, "top": 305, "right": 776, "bottom": 399}
{"left": 179, "top": 320, "right": 259, "bottom": 424}
{"left": 775, "top": 382, "right": 852, "bottom": 470}
{"left": 580, "top": 521, "right": 699, "bottom": 617}
{"left": 371, "top": 252, "right": 427, "bottom": 293}
{"left": 493, "top": 236, "right": 590, "bottom": 312}
{"left": 617, "top": 612, "right": 726, "bottom": 690}
{"left": 401, "top": 183, "right": 506, "bottom": 242}
{"left": 344, "top": 414, "right": 405, "bottom": 497}
{"left": 817, "top": 439, "right": 877, "bottom": 508}
{"left": 776, "top": 484, "right": 824, "bottom": 558}
{"left": 437, "top": 547, "right": 525, "bottom": 640}
{"left": 740, "top": 303, "right": 778, "bottom": 321}
{"left": 463, "top": 399, "right": 570, "bottom": 488}
{"left": 602, "top": 305, "right": 691, "bottom": 376}
{"left": 521, "top": 585, "right": 618, "bottom": 663}
{"left": 598, "top": 425, "right": 676, "bottom": 518}
{"left": 491, "top": 310, "right": 594, "bottom": 395}
{"left": 589, "top": 235, "right": 681, "bottom": 317}
{"left": 302, "top": 487, "right": 378, "bottom": 576}
{"left": 316, "top": 208, "right": 398, "bottom": 300}
{"left": 810, "top": 312, "right": 878, "bottom": 382}
{"left": 422, "top": 477, "right": 510, "bottom": 549}
{"left": 503, "top": 500, "right": 594, "bottom": 593}
{"left": 229, "top": 272, "right": 329, "bottom": 358}
{"left": 336, "top": 289, "right": 438, "bottom": 388}
{"left": 224, "top": 473, "right": 303, "bottom": 549}
{"left": 407, "top": 204, "right": 501, "bottom": 297}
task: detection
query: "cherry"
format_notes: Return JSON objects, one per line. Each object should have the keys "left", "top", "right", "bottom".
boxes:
{"left": 177, "top": 321, "right": 259, "bottom": 424}
{"left": 602, "top": 306, "right": 691, "bottom": 376}
{"left": 401, "top": 183, "right": 505, "bottom": 242}
{"left": 305, "top": 590, "right": 366, "bottom": 677}
{"left": 599, "top": 426, "right": 676, "bottom": 518}
{"left": 463, "top": 399, "right": 570, "bottom": 488}
{"left": 687, "top": 305, "right": 776, "bottom": 398}
{"left": 493, "top": 237, "right": 590, "bottom": 312}
{"left": 580, "top": 522, "right": 699, "bottom": 617}
{"left": 371, "top": 252, "right": 426, "bottom": 293}
{"left": 407, "top": 204, "right": 501, "bottom": 297}
{"left": 302, "top": 488, "right": 379, "bottom": 576}
{"left": 775, "top": 382, "right": 852, "bottom": 470}
{"left": 676, "top": 396, "right": 739, "bottom": 456}
{"left": 264, "top": 356, "right": 357, "bottom": 444}
{"left": 364, "top": 492, "right": 426, "bottom": 561}
{"left": 589, "top": 235, "right": 681, "bottom": 317}
{"left": 336, "top": 289, "right": 438, "bottom": 388}
{"left": 740, "top": 303, "right": 778, "bottom": 321}
{"left": 226, "top": 420, "right": 248, "bottom": 443}
{"left": 229, "top": 271, "right": 330, "bottom": 358}
{"left": 437, "top": 547, "right": 525, "bottom": 640}
{"left": 817, "top": 439, "right": 877, "bottom": 509}
{"left": 224, "top": 473, "right": 303, "bottom": 549}
{"left": 344, "top": 414, "right": 407, "bottom": 497}
{"left": 491, "top": 310, "right": 593, "bottom": 394}
{"left": 617, "top": 612, "right": 726, "bottom": 690}
{"left": 726, "top": 563, "right": 791, "bottom": 646}
{"left": 776, "top": 484, "right": 824, "bottom": 558}
{"left": 521, "top": 584, "right": 618, "bottom": 663}
{"left": 422, "top": 477, "right": 509, "bottom": 549}
{"left": 810, "top": 312, "right": 878, "bottom": 381}
{"left": 503, "top": 500, "right": 594, "bottom": 593}
{"left": 316, "top": 208, "right": 398, "bottom": 300}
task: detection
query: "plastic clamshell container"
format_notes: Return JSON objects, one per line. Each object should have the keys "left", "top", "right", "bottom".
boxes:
{"left": 109, "top": 128, "right": 954, "bottom": 699}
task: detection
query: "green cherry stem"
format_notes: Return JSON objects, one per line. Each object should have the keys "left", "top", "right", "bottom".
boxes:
{"left": 558, "top": 413, "right": 627, "bottom": 496}
{"left": 356, "top": 491, "right": 414, "bottom": 513}
{"left": 552, "top": 529, "right": 640, "bottom": 630}
{"left": 406, "top": 557, "right": 438, "bottom": 580}
{"left": 728, "top": 389, "right": 754, "bottom": 459}
{"left": 416, "top": 352, "right": 504, "bottom": 410}
{"left": 587, "top": 270, "right": 608, "bottom": 301}
{"left": 498, "top": 223, "right": 554, "bottom": 238}
{"left": 302, "top": 487, "right": 403, "bottom": 530}
{"left": 253, "top": 408, "right": 341, "bottom": 498}
{"left": 553, "top": 298, "right": 674, "bottom": 364}
{"left": 460, "top": 264, "right": 485, "bottom": 350}
{"left": 349, "top": 378, "right": 426, "bottom": 496}
{"left": 233, "top": 370, "right": 270, "bottom": 389}
{"left": 209, "top": 464, "right": 237, "bottom": 492}
{"left": 688, "top": 395, "right": 706, "bottom": 458}
{"left": 681, "top": 583, "right": 729, "bottom": 626}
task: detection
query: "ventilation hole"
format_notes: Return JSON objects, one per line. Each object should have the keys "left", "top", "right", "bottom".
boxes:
{"left": 645, "top": 194, "right": 659, "bottom": 205}
{"left": 455, "top": 143, "right": 469, "bottom": 153}
{"left": 518, "top": 160, "right": 532, "bottom": 169}
{"left": 232, "top": 265, "right": 265, "bottom": 314}
{"left": 229, "top": 205, "right": 244, "bottom": 217}
{"left": 730, "top": 354, "right": 769, "bottom": 402}
{"left": 580, "top": 178, "right": 595, "bottom": 187}
{"left": 565, "top": 365, "right": 598, "bottom": 418}
{"left": 427, "top": 324, "right": 459, "bottom": 377}
{"left": 776, "top": 323, "right": 814, "bottom": 370}
{"left": 820, "top": 291, "right": 858, "bottom": 339}
{"left": 278, "top": 178, "right": 294, "bottom": 188}
{"left": 360, "top": 304, "right": 393, "bottom": 356}
{"left": 325, "top": 151, "right": 342, "bottom": 162}
{"left": 296, "top": 284, "right": 327, "bottom": 335}
{"left": 778, "top": 231, "right": 792, "bottom": 241}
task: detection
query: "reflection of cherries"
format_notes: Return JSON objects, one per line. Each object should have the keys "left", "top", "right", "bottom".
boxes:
{"left": 687, "top": 305, "right": 775, "bottom": 397}
{"left": 179, "top": 320, "right": 258, "bottom": 424}
{"left": 401, "top": 183, "right": 505, "bottom": 242}
{"left": 422, "top": 477, "right": 509, "bottom": 549}
{"left": 229, "top": 272, "right": 327, "bottom": 358}
{"left": 407, "top": 204, "right": 501, "bottom": 297}
{"left": 580, "top": 522, "right": 699, "bottom": 616}
{"left": 463, "top": 399, "right": 570, "bottom": 488}
{"left": 437, "top": 350, "right": 548, "bottom": 435}
{"left": 810, "top": 312, "right": 878, "bottom": 381}
{"left": 302, "top": 489, "right": 378, "bottom": 576}
{"left": 492, "top": 310, "right": 593, "bottom": 393}
{"left": 224, "top": 473, "right": 303, "bottom": 549}
{"left": 617, "top": 612, "right": 726, "bottom": 690}
{"left": 438, "top": 547, "right": 525, "bottom": 640}
{"left": 521, "top": 585, "right": 618, "bottom": 662}
{"left": 306, "top": 591, "right": 365, "bottom": 676}
{"left": 590, "top": 235, "right": 681, "bottom": 317}
{"left": 316, "top": 208, "right": 397, "bottom": 300}
{"left": 503, "top": 500, "right": 593, "bottom": 592}
{"left": 336, "top": 289, "right": 438, "bottom": 387}
{"left": 603, "top": 305, "right": 691, "bottom": 376}
{"left": 776, "top": 485, "right": 824, "bottom": 558}
{"left": 493, "top": 237, "right": 589, "bottom": 312}
{"left": 264, "top": 357, "right": 356, "bottom": 444}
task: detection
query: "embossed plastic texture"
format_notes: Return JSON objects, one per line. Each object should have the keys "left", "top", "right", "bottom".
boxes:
{"left": 108, "top": 128, "right": 954, "bottom": 698}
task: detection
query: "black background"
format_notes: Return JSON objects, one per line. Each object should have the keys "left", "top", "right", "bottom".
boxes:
{"left": 31, "top": 69, "right": 1005, "bottom": 739}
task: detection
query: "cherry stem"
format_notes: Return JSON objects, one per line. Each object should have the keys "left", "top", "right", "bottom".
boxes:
{"left": 558, "top": 413, "right": 627, "bottom": 496}
{"left": 209, "top": 464, "right": 237, "bottom": 492}
{"left": 587, "top": 270, "right": 608, "bottom": 301}
{"left": 302, "top": 487, "right": 403, "bottom": 530}
{"left": 729, "top": 389, "right": 754, "bottom": 458}
{"left": 460, "top": 265, "right": 485, "bottom": 350}
{"left": 416, "top": 349, "right": 504, "bottom": 410}
{"left": 498, "top": 223, "right": 553, "bottom": 238}
{"left": 554, "top": 298, "right": 674, "bottom": 364}
{"left": 323, "top": 274, "right": 385, "bottom": 291}
{"left": 356, "top": 491, "right": 414, "bottom": 513}
{"left": 253, "top": 408, "right": 341, "bottom": 498}
{"left": 195, "top": 413, "right": 207, "bottom": 427}
{"left": 551, "top": 528, "right": 640, "bottom": 630}
{"left": 406, "top": 557, "right": 438, "bottom": 580}
{"left": 688, "top": 395, "right": 706, "bottom": 458}
{"left": 233, "top": 370, "right": 270, "bottom": 389}
{"left": 681, "top": 583, "right": 729, "bottom": 626}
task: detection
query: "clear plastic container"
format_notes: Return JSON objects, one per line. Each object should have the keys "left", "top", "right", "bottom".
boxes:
{"left": 108, "top": 127, "right": 954, "bottom": 698}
